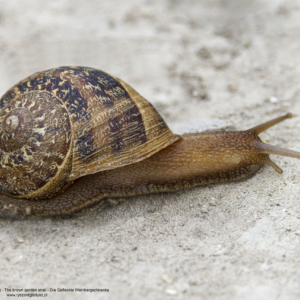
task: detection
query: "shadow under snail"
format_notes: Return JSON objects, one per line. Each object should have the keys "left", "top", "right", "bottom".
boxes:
{"left": 0, "top": 66, "right": 299, "bottom": 216}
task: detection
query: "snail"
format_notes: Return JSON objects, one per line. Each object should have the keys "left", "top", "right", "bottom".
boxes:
{"left": 0, "top": 66, "right": 299, "bottom": 216}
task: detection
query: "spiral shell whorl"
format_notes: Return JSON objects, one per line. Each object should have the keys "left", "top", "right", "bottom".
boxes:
{"left": 0, "top": 91, "right": 72, "bottom": 198}
{"left": 0, "top": 108, "right": 33, "bottom": 152}
{"left": 5, "top": 115, "right": 19, "bottom": 132}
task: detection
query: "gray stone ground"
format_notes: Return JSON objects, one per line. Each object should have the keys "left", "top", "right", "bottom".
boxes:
{"left": 1, "top": 0, "right": 300, "bottom": 299}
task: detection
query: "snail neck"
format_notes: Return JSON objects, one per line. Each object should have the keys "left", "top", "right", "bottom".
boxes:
{"left": 85, "top": 131, "right": 267, "bottom": 197}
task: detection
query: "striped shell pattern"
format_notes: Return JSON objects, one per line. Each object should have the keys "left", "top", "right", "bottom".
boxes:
{"left": 0, "top": 67, "right": 178, "bottom": 200}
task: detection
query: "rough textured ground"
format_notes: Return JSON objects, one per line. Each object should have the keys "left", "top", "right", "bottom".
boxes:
{"left": 1, "top": 0, "right": 300, "bottom": 299}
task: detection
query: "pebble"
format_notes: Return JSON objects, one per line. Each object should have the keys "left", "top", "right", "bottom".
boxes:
{"left": 165, "top": 288, "right": 178, "bottom": 296}
{"left": 161, "top": 273, "right": 174, "bottom": 285}
{"left": 200, "top": 206, "right": 208, "bottom": 213}
{"left": 270, "top": 96, "right": 279, "bottom": 103}
{"left": 209, "top": 198, "right": 216, "bottom": 206}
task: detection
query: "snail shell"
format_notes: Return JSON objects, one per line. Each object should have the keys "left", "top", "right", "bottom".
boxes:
{"left": 0, "top": 66, "right": 178, "bottom": 200}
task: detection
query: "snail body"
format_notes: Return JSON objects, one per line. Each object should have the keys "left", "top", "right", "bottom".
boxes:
{"left": 0, "top": 66, "right": 299, "bottom": 216}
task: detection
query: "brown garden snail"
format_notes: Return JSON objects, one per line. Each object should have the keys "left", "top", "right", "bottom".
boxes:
{"left": 0, "top": 66, "right": 299, "bottom": 216}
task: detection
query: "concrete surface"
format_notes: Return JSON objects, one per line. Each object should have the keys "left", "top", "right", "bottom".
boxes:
{"left": 0, "top": 0, "right": 300, "bottom": 299}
